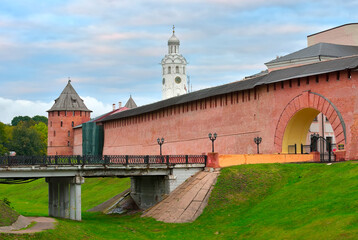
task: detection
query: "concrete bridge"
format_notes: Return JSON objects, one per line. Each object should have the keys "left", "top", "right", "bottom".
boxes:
{"left": 0, "top": 155, "right": 206, "bottom": 221}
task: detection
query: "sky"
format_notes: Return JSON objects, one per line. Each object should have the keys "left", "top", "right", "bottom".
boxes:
{"left": 0, "top": 0, "right": 357, "bottom": 124}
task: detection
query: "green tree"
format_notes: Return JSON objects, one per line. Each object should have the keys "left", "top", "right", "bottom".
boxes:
{"left": 31, "top": 122, "right": 48, "bottom": 155}
{"left": 11, "top": 121, "right": 45, "bottom": 156}
{"left": 0, "top": 122, "right": 9, "bottom": 155}
{"left": 11, "top": 116, "right": 32, "bottom": 126}
{"left": 32, "top": 115, "right": 48, "bottom": 126}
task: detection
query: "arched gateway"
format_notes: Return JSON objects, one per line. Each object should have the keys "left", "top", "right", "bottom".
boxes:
{"left": 275, "top": 90, "right": 346, "bottom": 154}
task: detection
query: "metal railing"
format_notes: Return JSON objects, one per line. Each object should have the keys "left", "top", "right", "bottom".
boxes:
{"left": 0, "top": 155, "right": 207, "bottom": 167}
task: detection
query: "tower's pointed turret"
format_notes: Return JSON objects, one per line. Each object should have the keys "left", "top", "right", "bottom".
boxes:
{"left": 124, "top": 95, "right": 137, "bottom": 109}
{"left": 47, "top": 80, "right": 91, "bottom": 155}
{"left": 48, "top": 80, "right": 91, "bottom": 112}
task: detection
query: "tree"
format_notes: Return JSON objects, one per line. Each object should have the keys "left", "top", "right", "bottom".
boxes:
{"left": 11, "top": 116, "right": 32, "bottom": 126}
{"left": 31, "top": 122, "right": 48, "bottom": 155}
{"left": 11, "top": 121, "right": 45, "bottom": 156}
{"left": 0, "top": 122, "right": 9, "bottom": 155}
{"left": 32, "top": 115, "right": 48, "bottom": 126}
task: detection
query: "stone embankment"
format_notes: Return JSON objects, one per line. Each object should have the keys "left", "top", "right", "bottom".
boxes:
{"left": 143, "top": 169, "right": 219, "bottom": 223}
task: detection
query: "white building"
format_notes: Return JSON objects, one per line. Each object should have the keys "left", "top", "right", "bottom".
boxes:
{"left": 161, "top": 27, "right": 188, "bottom": 99}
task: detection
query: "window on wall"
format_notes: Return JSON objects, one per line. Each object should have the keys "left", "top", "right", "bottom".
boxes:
{"left": 297, "top": 78, "right": 301, "bottom": 86}
{"left": 337, "top": 71, "right": 340, "bottom": 80}
{"left": 80, "top": 111, "right": 82, "bottom": 117}
{"left": 67, "top": 141, "right": 70, "bottom": 147}
{"left": 68, "top": 131, "right": 70, "bottom": 137}
{"left": 65, "top": 111, "right": 67, "bottom": 116}
{"left": 176, "top": 66, "right": 179, "bottom": 73}
{"left": 73, "top": 111, "right": 75, "bottom": 116}
{"left": 348, "top": 69, "right": 352, "bottom": 79}
{"left": 50, "top": 121, "right": 52, "bottom": 127}
{"left": 168, "top": 66, "right": 171, "bottom": 74}
{"left": 61, "top": 121, "right": 63, "bottom": 127}
{"left": 326, "top": 73, "right": 329, "bottom": 82}
{"left": 316, "top": 75, "right": 319, "bottom": 83}
{"left": 58, "top": 111, "right": 60, "bottom": 116}
{"left": 183, "top": 67, "right": 185, "bottom": 74}
{"left": 71, "top": 121, "right": 74, "bottom": 127}
{"left": 54, "top": 131, "right": 56, "bottom": 137}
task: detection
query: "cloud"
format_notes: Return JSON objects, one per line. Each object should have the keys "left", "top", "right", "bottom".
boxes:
{"left": 0, "top": 97, "right": 52, "bottom": 124}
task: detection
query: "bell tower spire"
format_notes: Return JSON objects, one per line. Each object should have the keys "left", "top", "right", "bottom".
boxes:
{"left": 161, "top": 27, "right": 188, "bottom": 99}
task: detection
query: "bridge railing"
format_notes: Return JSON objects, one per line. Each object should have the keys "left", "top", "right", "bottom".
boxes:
{"left": 0, "top": 155, "right": 207, "bottom": 166}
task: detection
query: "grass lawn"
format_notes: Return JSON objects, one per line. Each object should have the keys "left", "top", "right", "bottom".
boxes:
{"left": 1, "top": 162, "right": 358, "bottom": 239}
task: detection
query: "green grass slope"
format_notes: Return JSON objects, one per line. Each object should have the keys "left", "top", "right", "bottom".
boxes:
{"left": 1, "top": 162, "right": 358, "bottom": 239}
{"left": 0, "top": 200, "right": 19, "bottom": 227}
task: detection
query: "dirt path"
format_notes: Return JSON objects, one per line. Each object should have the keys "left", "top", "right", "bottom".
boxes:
{"left": 143, "top": 170, "right": 219, "bottom": 223}
{"left": 0, "top": 215, "right": 56, "bottom": 234}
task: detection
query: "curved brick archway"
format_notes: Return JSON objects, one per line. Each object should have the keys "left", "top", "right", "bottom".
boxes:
{"left": 274, "top": 90, "right": 347, "bottom": 153}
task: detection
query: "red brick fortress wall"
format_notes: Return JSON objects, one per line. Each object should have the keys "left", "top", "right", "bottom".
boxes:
{"left": 103, "top": 70, "right": 358, "bottom": 160}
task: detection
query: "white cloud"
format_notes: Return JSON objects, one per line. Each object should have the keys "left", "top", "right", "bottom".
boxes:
{"left": 0, "top": 97, "right": 52, "bottom": 124}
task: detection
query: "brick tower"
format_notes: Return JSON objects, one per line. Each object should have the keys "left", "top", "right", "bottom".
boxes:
{"left": 47, "top": 80, "right": 92, "bottom": 155}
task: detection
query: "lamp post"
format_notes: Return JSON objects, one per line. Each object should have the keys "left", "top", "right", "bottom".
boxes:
{"left": 254, "top": 137, "right": 262, "bottom": 154}
{"left": 157, "top": 138, "right": 164, "bottom": 155}
{"left": 208, "top": 133, "right": 217, "bottom": 153}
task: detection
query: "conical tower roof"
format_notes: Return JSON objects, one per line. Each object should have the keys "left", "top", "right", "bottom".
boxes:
{"left": 48, "top": 80, "right": 92, "bottom": 112}
{"left": 124, "top": 95, "right": 137, "bottom": 109}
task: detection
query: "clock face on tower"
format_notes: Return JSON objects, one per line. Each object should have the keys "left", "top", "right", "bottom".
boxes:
{"left": 175, "top": 76, "right": 181, "bottom": 84}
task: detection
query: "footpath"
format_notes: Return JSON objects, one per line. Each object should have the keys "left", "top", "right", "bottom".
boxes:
{"left": 143, "top": 170, "right": 219, "bottom": 223}
{"left": 0, "top": 215, "right": 56, "bottom": 234}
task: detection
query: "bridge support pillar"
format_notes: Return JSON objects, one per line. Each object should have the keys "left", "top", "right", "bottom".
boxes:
{"left": 46, "top": 176, "right": 84, "bottom": 221}
{"left": 130, "top": 168, "right": 203, "bottom": 209}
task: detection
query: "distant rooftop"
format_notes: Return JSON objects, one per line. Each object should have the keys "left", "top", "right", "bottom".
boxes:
{"left": 266, "top": 43, "right": 358, "bottom": 66}
{"left": 124, "top": 95, "right": 137, "bottom": 109}
{"left": 48, "top": 80, "right": 92, "bottom": 112}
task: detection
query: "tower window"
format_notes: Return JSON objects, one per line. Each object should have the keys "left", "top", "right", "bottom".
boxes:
{"left": 67, "top": 141, "right": 70, "bottom": 147}
{"left": 65, "top": 111, "right": 67, "bottom": 116}
{"left": 168, "top": 66, "right": 171, "bottom": 74}
{"left": 297, "top": 78, "right": 300, "bottom": 86}
{"left": 176, "top": 66, "right": 179, "bottom": 73}
{"left": 58, "top": 111, "right": 60, "bottom": 116}
{"left": 50, "top": 121, "right": 52, "bottom": 127}
{"left": 348, "top": 69, "right": 352, "bottom": 79}
{"left": 73, "top": 111, "right": 75, "bottom": 116}
{"left": 68, "top": 131, "right": 70, "bottom": 137}
{"left": 71, "top": 121, "right": 74, "bottom": 127}
{"left": 54, "top": 131, "right": 56, "bottom": 137}
{"left": 61, "top": 121, "right": 63, "bottom": 127}
{"left": 337, "top": 71, "right": 340, "bottom": 80}
{"left": 315, "top": 75, "right": 319, "bottom": 83}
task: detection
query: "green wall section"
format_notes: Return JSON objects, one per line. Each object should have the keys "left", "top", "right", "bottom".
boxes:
{"left": 82, "top": 122, "right": 104, "bottom": 156}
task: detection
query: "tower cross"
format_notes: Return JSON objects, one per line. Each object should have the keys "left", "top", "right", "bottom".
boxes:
{"left": 172, "top": 25, "right": 175, "bottom": 33}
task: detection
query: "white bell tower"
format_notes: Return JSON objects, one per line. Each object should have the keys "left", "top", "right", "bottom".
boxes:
{"left": 161, "top": 26, "right": 188, "bottom": 100}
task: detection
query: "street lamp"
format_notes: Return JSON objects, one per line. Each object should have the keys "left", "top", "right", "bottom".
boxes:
{"left": 254, "top": 137, "right": 262, "bottom": 154}
{"left": 157, "top": 138, "right": 164, "bottom": 155}
{"left": 208, "top": 133, "right": 217, "bottom": 152}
